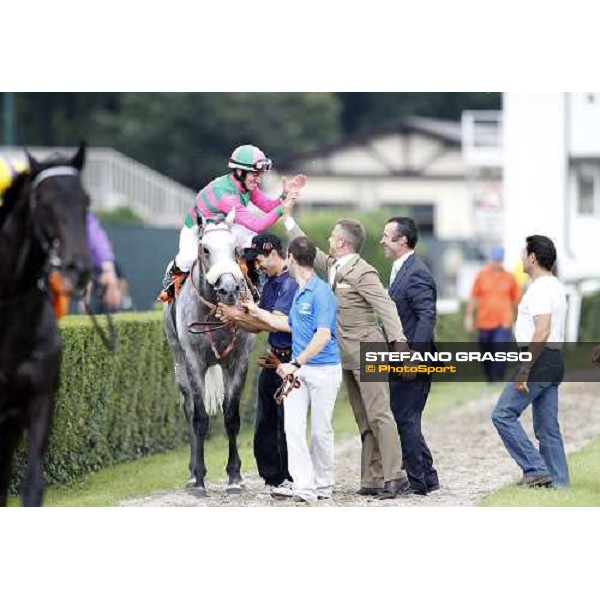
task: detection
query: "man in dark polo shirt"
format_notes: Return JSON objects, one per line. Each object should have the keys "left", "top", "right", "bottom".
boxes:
{"left": 217, "top": 233, "right": 297, "bottom": 496}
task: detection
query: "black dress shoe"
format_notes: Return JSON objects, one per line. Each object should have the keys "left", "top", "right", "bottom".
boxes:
{"left": 356, "top": 487, "right": 383, "bottom": 496}
{"left": 378, "top": 478, "right": 411, "bottom": 500}
{"left": 411, "top": 486, "right": 428, "bottom": 496}
{"left": 426, "top": 483, "right": 440, "bottom": 493}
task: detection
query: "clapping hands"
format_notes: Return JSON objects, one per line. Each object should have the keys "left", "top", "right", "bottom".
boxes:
{"left": 282, "top": 174, "right": 307, "bottom": 214}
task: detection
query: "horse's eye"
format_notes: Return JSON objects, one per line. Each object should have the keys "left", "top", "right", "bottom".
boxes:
{"left": 203, "top": 247, "right": 210, "bottom": 256}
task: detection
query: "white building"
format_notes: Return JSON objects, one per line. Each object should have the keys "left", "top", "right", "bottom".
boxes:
{"left": 267, "top": 117, "right": 501, "bottom": 243}
{"left": 503, "top": 92, "right": 600, "bottom": 282}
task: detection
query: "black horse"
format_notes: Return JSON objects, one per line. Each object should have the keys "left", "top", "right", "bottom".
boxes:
{"left": 0, "top": 146, "right": 90, "bottom": 507}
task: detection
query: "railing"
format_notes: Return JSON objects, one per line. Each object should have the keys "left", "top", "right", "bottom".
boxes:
{"left": 0, "top": 146, "right": 197, "bottom": 227}
{"left": 461, "top": 110, "right": 503, "bottom": 169}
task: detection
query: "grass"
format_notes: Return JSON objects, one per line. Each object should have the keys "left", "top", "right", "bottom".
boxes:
{"left": 482, "top": 438, "right": 600, "bottom": 507}
{"left": 9, "top": 380, "right": 492, "bottom": 507}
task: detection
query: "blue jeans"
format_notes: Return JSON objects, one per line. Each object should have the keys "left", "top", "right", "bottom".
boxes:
{"left": 478, "top": 326, "right": 513, "bottom": 382}
{"left": 491, "top": 351, "right": 569, "bottom": 487}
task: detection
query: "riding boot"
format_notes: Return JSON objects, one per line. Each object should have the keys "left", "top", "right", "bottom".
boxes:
{"left": 238, "top": 254, "right": 262, "bottom": 303}
{"left": 157, "top": 262, "right": 187, "bottom": 303}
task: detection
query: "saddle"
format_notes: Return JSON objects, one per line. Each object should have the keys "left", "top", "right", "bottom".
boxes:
{"left": 258, "top": 350, "right": 301, "bottom": 405}
{"left": 157, "top": 258, "right": 259, "bottom": 305}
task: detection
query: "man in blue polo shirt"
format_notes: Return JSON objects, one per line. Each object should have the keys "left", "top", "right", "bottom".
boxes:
{"left": 245, "top": 236, "right": 342, "bottom": 503}
{"left": 216, "top": 234, "right": 297, "bottom": 497}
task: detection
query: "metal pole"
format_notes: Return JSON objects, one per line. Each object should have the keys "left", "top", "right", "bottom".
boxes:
{"left": 3, "top": 92, "right": 16, "bottom": 145}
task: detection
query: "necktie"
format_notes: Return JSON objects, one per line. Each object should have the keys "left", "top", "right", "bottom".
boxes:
{"left": 390, "top": 263, "right": 400, "bottom": 287}
{"left": 330, "top": 263, "right": 339, "bottom": 288}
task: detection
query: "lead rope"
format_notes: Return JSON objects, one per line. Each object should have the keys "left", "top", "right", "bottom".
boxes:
{"left": 81, "top": 283, "right": 118, "bottom": 352}
{"left": 258, "top": 350, "right": 301, "bottom": 405}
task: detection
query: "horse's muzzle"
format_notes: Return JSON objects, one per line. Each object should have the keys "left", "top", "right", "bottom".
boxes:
{"left": 215, "top": 274, "right": 241, "bottom": 306}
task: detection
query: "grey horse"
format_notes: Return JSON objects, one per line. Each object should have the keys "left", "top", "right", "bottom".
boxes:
{"left": 163, "top": 216, "right": 255, "bottom": 496}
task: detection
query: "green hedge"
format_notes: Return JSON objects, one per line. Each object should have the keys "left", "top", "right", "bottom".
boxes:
{"left": 579, "top": 292, "right": 600, "bottom": 342}
{"left": 11, "top": 311, "right": 269, "bottom": 493}
{"left": 12, "top": 313, "right": 184, "bottom": 491}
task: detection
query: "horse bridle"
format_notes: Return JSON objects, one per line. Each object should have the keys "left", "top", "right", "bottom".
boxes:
{"left": 5, "top": 166, "right": 80, "bottom": 300}
{"left": 187, "top": 226, "right": 250, "bottom": 360}
{"left": 29, "top": 166, "right": 80, "bottom": 270}
{"left": 30, "top": 166, "right": 117, "bottom": 352}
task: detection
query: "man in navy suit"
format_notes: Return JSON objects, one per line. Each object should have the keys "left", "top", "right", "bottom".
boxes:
{"left": 381, "top": 217, "right": 440, "bottom": 495}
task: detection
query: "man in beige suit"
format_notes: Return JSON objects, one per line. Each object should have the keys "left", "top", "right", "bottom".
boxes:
{"left": 283, "top": 205, "right": 411, "bottom": 499}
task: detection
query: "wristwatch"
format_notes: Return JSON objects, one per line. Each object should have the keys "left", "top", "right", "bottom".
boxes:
{"left": 291, "top": 360, "right": 301, "bottom": 369}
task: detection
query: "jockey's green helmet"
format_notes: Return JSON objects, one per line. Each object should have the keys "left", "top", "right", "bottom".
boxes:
{"left": 228, "top": 145, "right": 273, "bottom": 173}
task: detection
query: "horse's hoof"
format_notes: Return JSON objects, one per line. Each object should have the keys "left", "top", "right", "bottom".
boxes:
{"left": 184, "top": 477, "right": 196, "bottom": 489}
{"left": 226, "top": 483, "right": 242, "bottom": 495}
{"left": 190, "top": 486, "right": 207, "bottom": 498}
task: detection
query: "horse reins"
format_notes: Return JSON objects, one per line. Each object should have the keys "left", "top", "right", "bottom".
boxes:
{"left": 30, "top": 166, "right": 118, "bottom": 352}
{"left": 184, "top": 223, "right": 265, "bottom": 361}
{"left": 187, "top": 259, "right": 248, "bottom": 361}
{"left": 258, "top": 350, "right": 301, "bottom": 404}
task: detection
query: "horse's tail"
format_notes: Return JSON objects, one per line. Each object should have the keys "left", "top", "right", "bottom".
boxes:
{"left": 204, "top": 364, "right": 225, "bottom": 416}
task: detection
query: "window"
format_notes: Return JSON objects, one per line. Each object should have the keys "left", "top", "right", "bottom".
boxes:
{"left": 575, "top": 164, "right": 597, "bottom": 215}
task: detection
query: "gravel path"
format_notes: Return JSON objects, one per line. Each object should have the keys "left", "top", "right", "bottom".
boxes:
{"left": 123, "top": 382, "right": 600, "bottom": 507}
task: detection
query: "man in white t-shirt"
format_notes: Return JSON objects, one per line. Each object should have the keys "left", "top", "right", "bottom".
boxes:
{"left": 491, "top": 235, "right": 570, "bottom": 488}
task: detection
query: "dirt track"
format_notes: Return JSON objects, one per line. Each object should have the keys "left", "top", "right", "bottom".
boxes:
{"left": 123, "top": 382, "right": 600, "bottom": 507}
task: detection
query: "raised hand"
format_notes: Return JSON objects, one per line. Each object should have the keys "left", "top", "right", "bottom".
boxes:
{"left": 288, "top": 174, "right": 307, "bottom": 192}
{"left": 282, "top": 174, "right": 307, "bottom": 195}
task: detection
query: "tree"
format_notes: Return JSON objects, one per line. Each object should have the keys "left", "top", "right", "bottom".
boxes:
{"left": 9, "top": 92, "right": 502, "bottom": 187}
{"left": 13, "top": 93, "right": 120, "bottom": 146}
{"left": 337, "top": 92, "right": 501, "bottom": 134}
{"left": 90, "top": 93, "right": 343, "bottom": 188}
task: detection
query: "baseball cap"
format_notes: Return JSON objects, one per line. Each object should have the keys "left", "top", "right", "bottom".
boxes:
{"left": 249, "top": 233, "right": 284, "bottom": 258}
{"left": 490, "top": 246, "right": 505, "bottom": 261}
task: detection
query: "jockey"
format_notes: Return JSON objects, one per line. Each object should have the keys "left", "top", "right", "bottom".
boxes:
{"left": 158, "top": 144, "right": 305, "bottom": 302}
{"left": 0, "top": 157, "right": 27, "bottom": 202}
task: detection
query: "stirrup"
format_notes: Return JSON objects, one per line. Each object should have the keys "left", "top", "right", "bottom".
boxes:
{"left": 157, "top": 287, "right": 175, "bottom": 303}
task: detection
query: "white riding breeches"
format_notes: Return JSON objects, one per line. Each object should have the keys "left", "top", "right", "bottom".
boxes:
{"left": 174, "top": 225, "right": 199, "bottom": 272}
{"left": 174, "top": 223, "right": 256, "bottom": 273}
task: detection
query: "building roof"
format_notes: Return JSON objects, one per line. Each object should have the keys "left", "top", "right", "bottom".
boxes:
{"left": 278, "top": 116, "right": 462, "bottom": 170}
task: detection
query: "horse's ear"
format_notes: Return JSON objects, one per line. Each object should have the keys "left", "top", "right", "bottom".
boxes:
{"left": 225, "top": 209, "right": 236, "bottom": 226}
{"left": 71, "top": 142, "right": 86, "bottom": 171}
{"left": 25, "top": 148, "right": 40, "bottom": 173}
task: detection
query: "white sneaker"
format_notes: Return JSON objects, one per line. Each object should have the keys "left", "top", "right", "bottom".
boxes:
{"left": 262, "top": 485, "right": 275, "bottom": 496}
{"left": 270, "top": 481, "right": 294, "bottom": 498}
